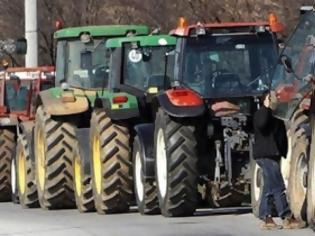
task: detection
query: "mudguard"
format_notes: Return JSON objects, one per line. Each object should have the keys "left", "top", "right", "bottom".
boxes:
{"left": 75, "top": 128, "right": 91, "bottom": 176}
{"left": 134, "top": 123, "right": 155, "bottom": 181}
{"left": 39, "top": 89, "right": 89, "bottom": 116}
{"left": 96, "top": 92, "right": 139, "bottom": 121}
{"left": 157, "top": 92, "right": 205, "bottom": 118}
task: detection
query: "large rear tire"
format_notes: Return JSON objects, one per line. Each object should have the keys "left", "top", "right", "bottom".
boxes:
{"left": 90, "top": 110, "right": 133, "bottom": 214}
{"left": 0, "top": 129, "right": 15, "bottom": 202}
{"left": 307, "top": 116, "right": 315, "bottom": 227}
{"left": 73, "top": 141, "right": 95, "bottom": 213}
{"left": 154, "top": 109, "right": 198, "bottom": 217}
{"left": 17, "top": 134, "right": 39, "bottom": 208}
{"left": 133, "top": 136, "right": 160, "bottom": 215}
{"left": 287, "top": 113, "right": 309, "bottom": 221}
{"left": 34, "top": 106, "right": 76, "bottom": 209}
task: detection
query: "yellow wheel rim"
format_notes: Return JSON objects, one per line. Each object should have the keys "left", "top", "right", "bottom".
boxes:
{"left": 93, "top": 132, "right": 102, "bottom": 195}
{"left": 36, "top": 127, "right": 45, "bottom": 191}
{"left": 18, "top": 147, "right": 26, "bottom": 194}
{"left": 74, "top": 156, "right": 82, "bottom": 197}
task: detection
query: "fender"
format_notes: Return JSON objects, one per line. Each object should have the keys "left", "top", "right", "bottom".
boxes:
{"left": 95, "top": 93, "right": 139, "bottom": 121}
{"left": 134, "top": 123, "right": 155, "bottom": 181}
{"left": 39, "top": 88, "right": 89, "bottom": 116}
{"left": 75, "top": 128, "right": 91, "bottom": 176}
{"left": 157, "top": 89, "right": 205, "bottom": 117}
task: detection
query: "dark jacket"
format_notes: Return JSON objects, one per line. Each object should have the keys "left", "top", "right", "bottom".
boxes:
{"left": 253, "top": 106, "right": 288, "bottom": 161}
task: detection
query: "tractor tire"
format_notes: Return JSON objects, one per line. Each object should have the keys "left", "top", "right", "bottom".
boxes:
{"left": 90, "top": 110, "right": 133, "bottom": 214}
{"left": 11, "top": 154, "right": 19, "bottom": 204}
{"left": 287, "top": 113, "right": 309, "bottom": 221}
{"left": 250, "top": 159, "right": 263, "bottom": 218}
{"left": 73, "top": 141, "right": 95, "bottom": 213}
{"left": 133, "top": 136, "right": 160, "bottom": 215}
{"left": 0, "top": 129, "right": 15, "bottom": 202}
{"left": 16, "top": 134, "right": 39, "bottom": 208}
{"left": 34, "top": 106, "right": 75, "bottom": 209}
{"left": 307, "top": 116, "right": 315, "bottom": 227}
{"left": 154, "top": 109, "right": 198, "bottom": 217}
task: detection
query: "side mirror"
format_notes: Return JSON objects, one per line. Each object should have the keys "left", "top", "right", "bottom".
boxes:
{"left": 80, "top": 50, "right": 92, "bottom": 70}
{"left": 280, "top": 55, "right": 294, "bottom": 73}
{"left": 15, "top": 38, "right": 27, "bottom": 55}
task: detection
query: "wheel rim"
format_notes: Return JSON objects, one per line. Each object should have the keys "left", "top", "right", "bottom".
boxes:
{"left": 11, "top": 157, "right": 16, "bottom": 194}
{"left": 135, "top": 150, "right": 144, "bottom": 202}
{"left": 36, "top": 127, "right": 45, "bottom": 191}
{"left": 92, "top": 132, "right": 102, "bottom": 195}
{"left": 297, "top": 153, "right": 308, "bottom": 194}
{"left": 18, "top": 147, "right": 26, "bottom": 194}
{"left": 156, "top": 128, "right": 167, "bottom": 198}
{"left": 253, "top": 163, "right": 262, "bottom": 202}
{"left": 74, "top": 155, "right": 82, "bottom": 197}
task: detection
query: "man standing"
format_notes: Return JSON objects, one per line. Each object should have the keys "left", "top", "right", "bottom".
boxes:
{"left": 253, "top": 91, "right": 305, "bottom": 230}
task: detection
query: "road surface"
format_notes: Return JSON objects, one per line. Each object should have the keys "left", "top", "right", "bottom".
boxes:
{"left": 0, "top": 203, "right": 313, "bottom": 236}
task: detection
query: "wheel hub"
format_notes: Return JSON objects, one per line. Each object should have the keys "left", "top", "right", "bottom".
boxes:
{"left": 135, "top": 151, "right": 144, "bottom": 202}
{"left": 74, "top": 156, "right": 82, "bottom": 197}
{"left": 156, "top": 129, "right": 167, "bottom": 199}
{"left": 92, "top": 133, "right": 102, "bottom": 195}
{"left": 254, "top": 163, "right": 262, "bottom": 202}
{"left": 36, "top": 128, "right": 46, "bottom": 191}
{"left": 18, "top": 147, "right": 26, "bottom": 195}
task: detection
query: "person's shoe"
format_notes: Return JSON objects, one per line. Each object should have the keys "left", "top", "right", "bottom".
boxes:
{"left": 282, "top": 216, "right": 306, "bottom": 229}
{"left": 260, "top": 217, "right": 282, "bottom": 230}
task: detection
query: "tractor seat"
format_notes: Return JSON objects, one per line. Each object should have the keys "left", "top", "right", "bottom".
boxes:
{"left": 213, "top": 73, "right": 243, "bottom": 92}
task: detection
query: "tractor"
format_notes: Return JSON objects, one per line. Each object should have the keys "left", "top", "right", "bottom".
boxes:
{"left": 132, "top": 16, "right": 284, "bottom": 217}
{"left": 0, "top": 66, "right": 55, "bottom": 207}
{"left": 72, "top": 34, "right": 176, "bottom": 214}
{"left": 267, "top": 7, "right": 315, "bottom": 227}
{"left": 24, "top": 25, "right": 150, "bottom": 210}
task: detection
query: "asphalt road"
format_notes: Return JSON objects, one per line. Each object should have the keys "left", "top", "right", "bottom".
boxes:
{"left": 0, "top": 203, "right": 313, "bottom": 236}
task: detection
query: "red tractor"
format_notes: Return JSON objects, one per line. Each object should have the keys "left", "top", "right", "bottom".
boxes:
{"left": 134, "top": 15, "right": 284, "bottom": 217}
{"left": 0, "top": 66, "right": 54, "bottom": 205}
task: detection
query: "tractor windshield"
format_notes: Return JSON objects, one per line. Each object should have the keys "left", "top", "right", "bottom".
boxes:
{"left": 55, "top": 38, "right": 108, "bottom": 89}
{"left": 181, "top": 33, "right": 277, "bottom": 98}
{"left": 5, "top": 78, "right": 31, "bottom": 112}
{"left": 122, "top": 45, "right": 175, "bottom": 91}
{"left": 271, "top": 11, "right": 315, "bottom": 120}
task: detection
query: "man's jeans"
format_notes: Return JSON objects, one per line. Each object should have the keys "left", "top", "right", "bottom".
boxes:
{"left": 256, "top": 158, "right": 291, "bottom": 220}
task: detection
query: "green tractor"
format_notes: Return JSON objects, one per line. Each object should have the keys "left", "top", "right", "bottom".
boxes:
{"left": 73, "top": 34, "right": 176, "bottom": 214}
{"left": 17, "top": 25, "right": 150, "bottom": 210}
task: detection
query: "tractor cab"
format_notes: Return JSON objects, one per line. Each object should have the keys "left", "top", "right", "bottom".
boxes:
{"left": 54, "top": 25, "right": 150, "bottom": 90}
{"left": 0, "top": 67, "right": 54, "bottom": 122}
{"left": 106, "top": 35, "right": 176, "bottom": 97}
{"left": 99, "top": 35, "right": 176, "bottom": 120}
{"left": 169, "top": 16, "right": 282, "bottom": 115}
{"left": 270, "top": 10, "right": 315, "bottom": 120}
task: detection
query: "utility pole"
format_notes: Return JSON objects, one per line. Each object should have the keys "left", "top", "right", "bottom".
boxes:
{"left": 25, "top": 0, "right": 38, "bottom": 67}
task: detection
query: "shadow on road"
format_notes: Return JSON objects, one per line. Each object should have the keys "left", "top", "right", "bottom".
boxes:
{"left": 194, "top": 207, "right": 252, "bottom": 217}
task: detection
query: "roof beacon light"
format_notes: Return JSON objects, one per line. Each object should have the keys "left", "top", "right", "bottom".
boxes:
{"left": 55, "top": 20, "right": 64, "bottom": 30}
{"left": 178, "top": 17, "right": 189, "bottom": 28}
{"left": 268, "top": 13, "right": 284, "bottom": 33}
{"left": 196, "top": 22, "right": 206, "bottom": 35}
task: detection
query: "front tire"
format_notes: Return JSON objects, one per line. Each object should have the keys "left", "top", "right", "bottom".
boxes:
{"left": 73, "top": 141, "right": 95, "bottom": 213}
{"left": 307, "top": 116, "right": 315, "bottom": 226}
{"left": 287, "top": 115, "right": 309, "bottom": 221}
{"left": 0, "top": 129, "right": 15, "bottom": 202}
{"left": 90, "top": 110, "right": 133, "bottom": 214}
{"left": 16, "top": 134, "right": 39, "bottom": 208}
{"left": 154, "top": 109, "right": 198, "bottom": 217}
{"left": 34, "top": 106, "right": 76, "bottom": 209}
{"left": 133, "top": 136, "right": 160, "bottom": 215}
